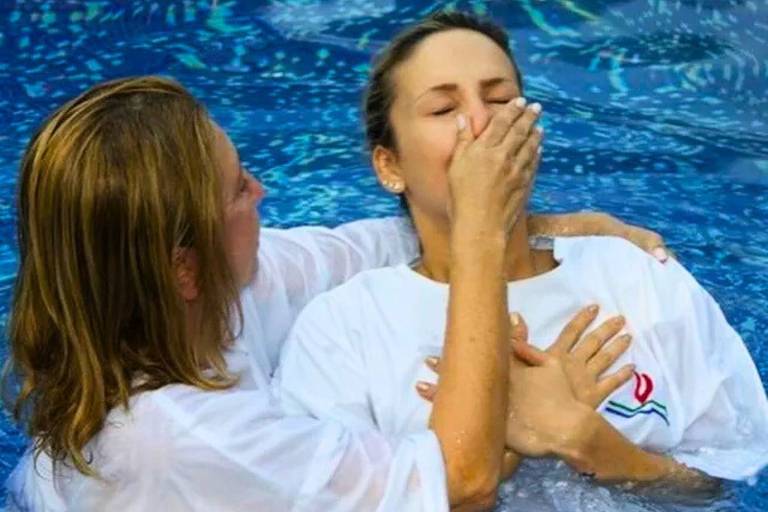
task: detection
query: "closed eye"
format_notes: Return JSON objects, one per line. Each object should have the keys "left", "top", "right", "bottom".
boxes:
{"left": 239, "top": 170, "right": 248, "bottom": 194}
{"left": 431, "top": 106, "right": 455, "bottom": 116}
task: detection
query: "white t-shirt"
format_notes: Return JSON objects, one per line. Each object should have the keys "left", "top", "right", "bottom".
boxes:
{"left": 275, "top": 236, "right": 768, "bottom": 482}
{"left": 8, "top": 219, "right": 450, "bottom": 512}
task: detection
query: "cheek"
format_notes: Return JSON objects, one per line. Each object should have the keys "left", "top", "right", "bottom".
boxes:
{"left": 401, "top": 119, "right": 457, "bottom": 179}
{"left": 224, "top": 206, "right": 258, "bottom": 252}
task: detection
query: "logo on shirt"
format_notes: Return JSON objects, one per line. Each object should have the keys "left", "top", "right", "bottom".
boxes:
{"left": 604, "top": 371, "right": 669, "bottom": 426}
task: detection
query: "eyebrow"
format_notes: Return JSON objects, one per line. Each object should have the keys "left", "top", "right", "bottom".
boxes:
{"left": 415, "top": 77, "right": 517, "bottom": 102}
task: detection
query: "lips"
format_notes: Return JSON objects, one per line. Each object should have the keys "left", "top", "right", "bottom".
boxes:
{"left": 633, "top": 371, "right": 654, "bottom": 404}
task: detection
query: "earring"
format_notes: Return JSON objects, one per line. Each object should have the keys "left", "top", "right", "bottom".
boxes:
{"left": 383, "top": 180, "right": 404, "bottom": 194}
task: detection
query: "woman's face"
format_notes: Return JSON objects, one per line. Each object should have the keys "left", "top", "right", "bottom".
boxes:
{"left": 383, "top": 29, "right": 522, "bottom": 223}
{"left": 213, "top": 122, "right": 265, "bottom": 288}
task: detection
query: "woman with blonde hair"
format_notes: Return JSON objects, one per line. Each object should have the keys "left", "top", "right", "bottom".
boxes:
{"left": 5, "top": 75, "right": 665, "bottom": 511}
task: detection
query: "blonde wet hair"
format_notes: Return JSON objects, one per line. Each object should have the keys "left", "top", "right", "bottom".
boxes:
{"left": 5, "top": 76, "right": 240, "bottom": 475}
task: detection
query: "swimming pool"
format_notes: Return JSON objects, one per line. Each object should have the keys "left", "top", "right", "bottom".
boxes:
{"left": 0, "top": 0, "right": 766, "bottom": 510}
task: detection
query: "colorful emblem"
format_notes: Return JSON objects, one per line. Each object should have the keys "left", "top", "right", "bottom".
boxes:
{"left": 604, "top": 371, "right": 669, "bottom": 426}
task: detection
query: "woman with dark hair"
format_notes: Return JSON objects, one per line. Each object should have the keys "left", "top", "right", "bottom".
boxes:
{"left": 5, "top": 75, "right": 664, "bottom": 511}
{"left": 275, "top": 10, "right": 768, "bottom": 503}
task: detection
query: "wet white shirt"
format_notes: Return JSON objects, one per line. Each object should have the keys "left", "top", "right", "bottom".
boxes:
{"left": 276, "top": 236, "right": 768, "bottom": 481}
{"left": 8, "top": 218, "right": 450, "bottom": 512}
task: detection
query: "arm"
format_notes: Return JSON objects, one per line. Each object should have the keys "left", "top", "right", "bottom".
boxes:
{"left": 243, "top": 218, "right": 417, "bottom": 374}
{"left": 560, "top": 409, "right": 721, "bottom": 496}
{"left": 430, "top": 101, "right": 550, "bottom": 509}
{"left": 500, "top": 338, "right": 719, "bottom": 499}
{"left": 419, "top": 307, "right": 636, "bottom": 485}
{"left": 432, "top": 226, "right": 509, "bottom": 509}
{"left": 124, "top": 390, "right": 451, "bottom": 512}
{"left": 255, "top": 217, "right": 417, "bottom": 301}
{"left": 527, "top": 212, "right": 669, "bottom": 261}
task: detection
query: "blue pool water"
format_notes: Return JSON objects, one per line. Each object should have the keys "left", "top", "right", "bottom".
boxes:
{"left": 1, "top": 0, "right": 767, "bottom": 510}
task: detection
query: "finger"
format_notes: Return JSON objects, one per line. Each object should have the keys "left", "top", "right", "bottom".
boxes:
{"left": 453, "top": 113, "right": 475, "bottom": 157}
{"left": 627, "top": 227, "right": 667, "bottom": 262}
{"left": 477, "top": 97, "right": 527, "bottom": 147}
{"left": 425, "top": 356, "right": 440, "bottom": 374}
{"left": 511, "top": 338, "right": 548, "bottom": 367}
{"left": 652, "top": 245, "right": 670, "bottom": 263}
{"left": 507, "top": 127, "right": 542, "bottom": 193}
{"left": 588, "top": 333, "right": 632, "bottom": 376}
{"left": 499, "top": 102, "right": 542, "bottom": 157}
{"left": 527, "top": 136, "right": 543, "bottom": 174}
{"left": 572, "top": 315, "right": 625, "bottom": 361}
{"left": 509, "top": 312, "right": 529, "bottom": 343}
{"left": 548, "top": 305, "right": 599, "bottom": 356}
{"left": 595, "top": 364, "right": 635, "bottom": 404}
{"left": 415, "top": 381, "right": 438, "bottom": 402}
{"left": 502, "top": 450, "right": 520, "bottom": 476}
{"left": 613, "top": 220, "right": 670, "bottom": 264}
{"left": 516, "top": 145, "right": 542, "bottom": 194}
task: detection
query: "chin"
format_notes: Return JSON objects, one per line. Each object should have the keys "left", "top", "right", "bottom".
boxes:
{"left": 246, "top": 252, "right": 260, "bottom": 285}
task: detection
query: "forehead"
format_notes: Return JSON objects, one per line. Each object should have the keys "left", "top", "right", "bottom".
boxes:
{"left": 392, "top": 29, "right": 518, "bottom": 98}
{"left": 211, "top": 121, "right": 240, "bottom": 189}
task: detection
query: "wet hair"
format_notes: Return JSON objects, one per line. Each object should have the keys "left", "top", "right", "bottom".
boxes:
{"left": 4, "top": 76, "right": 240, "bottom": 476}
{"left": 363, "top": 10, "right": 523, "bottom": 154}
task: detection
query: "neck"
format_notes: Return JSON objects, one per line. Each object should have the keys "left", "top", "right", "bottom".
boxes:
{"left": 412, "top": 207, "right": 543, "bottom": 283}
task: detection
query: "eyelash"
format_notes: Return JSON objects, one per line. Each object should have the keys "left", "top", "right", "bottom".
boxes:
{"left": 431, "top": 99, "right": 511, "bottom": 116}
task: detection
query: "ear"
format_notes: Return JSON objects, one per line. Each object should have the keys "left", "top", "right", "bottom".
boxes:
{"left": 372, "top": 145, "right": 406, "bottom": 194}
{"left": 174, "top": 247, "right": 200, "bottom": 302}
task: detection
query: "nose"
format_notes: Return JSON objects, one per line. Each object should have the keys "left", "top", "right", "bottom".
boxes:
{"left": 250, "top": 174, "right": 266, "bottom": 204}
{"left": 467, "top": 100, "right": 492, "bottom": 138}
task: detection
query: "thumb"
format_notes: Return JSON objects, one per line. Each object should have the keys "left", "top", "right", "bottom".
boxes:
{"left": 511, "top": 338, "right": 548, "bottom": 367}
{"left": 509, "top": 312, "right": 529, "bottom": 344}
{"left": 453, "top": 113, "right": 474, "bottom": 155}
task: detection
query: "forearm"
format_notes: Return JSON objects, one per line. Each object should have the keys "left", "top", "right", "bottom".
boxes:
{"left": 563, "top": 411, "right": 719, "bottom": 494}
{"left": 431, "top": 224, "right": 509, "bottom": 507}
{"left": 527, "top": 212, "right": 618, "bottom": 238}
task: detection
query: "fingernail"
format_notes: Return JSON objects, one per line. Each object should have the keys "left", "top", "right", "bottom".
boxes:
{"left": 529, "top": 102, "right": 542, "bottom": 114}
{"left": 535, "top": 126, "right": 544, "bottom": 135}
{"left": 536, "top": 146, "right": 542, "bottom": 155}
{"left": 587, "top": 304, "right": 599, "bottom": 314}
{"left": 416, "top": 382, "right": 430, "bottom": 393}
{"left": 425, "top": 356, "right": 439, "bottom": 368}
{"left": 653, "top": 247, "right": 668, "bottom": 262}
{"left": 513, "top": 97, "right": 527, "bottom": 108}
{"left": 510, "top": 312, "right": 521, "bottom": 326}
{"left": 456, "top": 114, "right": 467, "bottom": 131}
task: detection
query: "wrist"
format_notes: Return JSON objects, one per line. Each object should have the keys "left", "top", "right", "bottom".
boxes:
{"left": 449, "top": 234, "right": 507, "bottom": 273}
{"left": 555, "top": 407, "right": 674, "bottom": 482}
{"left": 450, "top": 217, "right": 508, "bottom": 250}
{"left": 550, "top": 405, "right": 599, "bottom": 464}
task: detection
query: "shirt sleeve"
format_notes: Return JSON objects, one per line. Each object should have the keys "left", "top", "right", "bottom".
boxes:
{"left": 47, "top": 386, "right": 448, "bottom": 512}
{"left": 238, "top": 217, "right": 418, "bottom": 379}
{"left": 644, "top": 257, "right": 768, "bottom": 480}
{"left": 272, "top": 292, "right": 372, "bottom": 428}
{"left": 272, "top": 288, "right": 451, "bottom": 509}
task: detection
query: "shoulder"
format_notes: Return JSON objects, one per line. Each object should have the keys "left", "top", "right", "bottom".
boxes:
{"left": 556, "top": 235, "right": 655, "bottom": 268}
{"left": 556, "top": 236, "right": 721, "bottom": 327}
{"left": 294, "top": 265, "right": 405, "bottom": 323}
{"left": 555, "top": 235, "right": 691, "bottom": 288}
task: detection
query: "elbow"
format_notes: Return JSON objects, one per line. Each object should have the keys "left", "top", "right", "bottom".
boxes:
{"left": 446, "top": 461, "right": 500, "bottom": 510}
